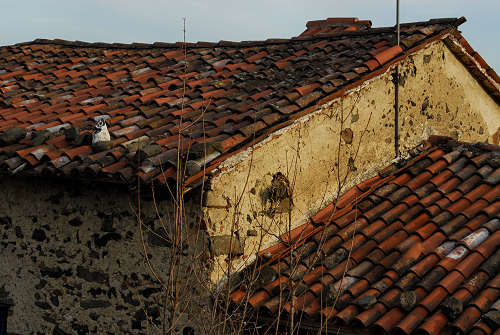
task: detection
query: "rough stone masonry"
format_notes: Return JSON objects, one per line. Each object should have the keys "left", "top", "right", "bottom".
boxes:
{"left": 0, "top": 177, "right": 210, "bottom": 334}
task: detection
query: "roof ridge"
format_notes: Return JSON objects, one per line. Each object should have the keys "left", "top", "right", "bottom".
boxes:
{"left": 6, "top": 17, "right": 465, "bottom": 51}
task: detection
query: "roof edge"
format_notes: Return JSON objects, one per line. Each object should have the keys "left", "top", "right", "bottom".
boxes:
{"left": 443, "top": 32, "right": 500, "bottom": 105}
{"left": 5, "top": 18, "right": 465, "bottom": 50}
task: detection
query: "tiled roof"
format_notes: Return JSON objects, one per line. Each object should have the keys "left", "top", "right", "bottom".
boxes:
{"left": 0, "top": 17, "right": 497, "bottom": 188}
{"left": 229, "top": 136, "right": 500, "bottom": 335}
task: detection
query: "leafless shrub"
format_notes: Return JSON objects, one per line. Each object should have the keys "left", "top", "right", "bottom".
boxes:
{"left": 132, "top": 19, "right": 374, "bottom": 335}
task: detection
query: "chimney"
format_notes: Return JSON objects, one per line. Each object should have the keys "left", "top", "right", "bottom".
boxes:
{"left": 298, "top": 17, "right": 372, "bottom": 37}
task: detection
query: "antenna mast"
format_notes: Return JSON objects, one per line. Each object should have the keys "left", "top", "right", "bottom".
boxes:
{"left": 394, "top": 0, "right": 400, "bottom": 158}
{"left": 397, "top": 0, "right": 400, "bottom": 46}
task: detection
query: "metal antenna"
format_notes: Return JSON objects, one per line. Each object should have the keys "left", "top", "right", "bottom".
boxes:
{"left": 394, "top": 0, "right": 400, "bottom": 158}
{"left": 397, "top": 0, "right": 400, "bottom": 46}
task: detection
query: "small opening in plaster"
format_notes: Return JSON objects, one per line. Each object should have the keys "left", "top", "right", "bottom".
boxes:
{"left": 260, "top": 172, "right": 293, "bottom": 217}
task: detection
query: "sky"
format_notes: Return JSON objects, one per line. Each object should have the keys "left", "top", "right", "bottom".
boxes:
{"left": 0, "top": 0, "right": 498, "bottom": 71}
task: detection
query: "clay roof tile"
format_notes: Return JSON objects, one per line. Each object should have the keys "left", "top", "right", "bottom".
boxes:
{"left": 231, "top": 137, "right": 500, "bottom": 335}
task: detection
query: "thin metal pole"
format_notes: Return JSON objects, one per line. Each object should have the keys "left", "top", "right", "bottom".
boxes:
{"left": 394, "top": 0, "right": 400, "bottom": 158}
{"left": 397, "top": 0, "right": 400, "bottom": 46}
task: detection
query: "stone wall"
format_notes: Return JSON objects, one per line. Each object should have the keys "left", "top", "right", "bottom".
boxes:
{"left": 0, "top": 177, "right": 209, "bottom": 335}
{"left": 203, "top": 39, "right": 500, "bottom": 282}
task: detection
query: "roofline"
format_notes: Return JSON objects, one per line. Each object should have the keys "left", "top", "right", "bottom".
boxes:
{"left": 4, "top": 18, "right": 465, "bottom": 51}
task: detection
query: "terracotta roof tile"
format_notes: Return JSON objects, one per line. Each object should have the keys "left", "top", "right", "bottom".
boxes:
{"left": 231, "top": 137, "right": 500, "bottom": 335}
{"left": 1, "top": 18, "right": 488, "bottom": 187}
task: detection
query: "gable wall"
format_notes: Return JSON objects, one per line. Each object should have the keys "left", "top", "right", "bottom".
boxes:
{"left": 0, "top": 177, "right": 209, "bottom": 334}
{"left": 203, "top": 39, "right": 500, "bottom": 282}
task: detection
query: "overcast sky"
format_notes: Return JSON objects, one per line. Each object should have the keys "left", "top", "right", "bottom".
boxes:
{"left": 1, "top": 1, "right": 498, "bottom": 71}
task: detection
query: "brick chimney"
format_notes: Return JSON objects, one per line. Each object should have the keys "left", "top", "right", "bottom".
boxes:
{"left": 298, "top": 17, "right": 372, "bottom": 37}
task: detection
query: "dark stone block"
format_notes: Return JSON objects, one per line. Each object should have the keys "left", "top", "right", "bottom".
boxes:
{"left": 80, "top": 299, "right": 111, "bottom": 309}
{"left": 71, "top": 321, "right": 90, "bottom": 335}
{"left": 53, "top": 326, "right": 70, "bottom": 335}
{"left": 89, "top": 312, "right": 99, "bottom": 321}
{"left": 139, "top": 287, "right": 161, "bottom": 298}
{"left": 146, "top": 305, "right": 160, "bottom": 321}
{"left": 50, "top": 294, "right": 59, "bottom": 307}
{"left": 93, "top": 232, "right": 121, "bottom": 248}
{"left": 35, "top": 300, "right": 51, "bottom": 310}
{"left": 77, "top": 266, "right": 109, "bottom": 284}
{"left": 88, "top": 288, "right": 104, "bottom": 297}
{"left": 40, "top": 266, "right": 71, "bottom": 279}
{"left": 122, "top": 292, "right": 140, "bottom": 306}
{"left": 0, "top": 217, "right": 12, "bottom": 229}
{"left": 131, "top": 319, "right": 142, "bottom": 330}
{"left": 40, "top": 267, "right": 63, "bottom": 278}
{"left": 0, "top": 286, "right": 13, "bottom": 306}
{"left": 35, "top": 279, "right": 47, "bottom": 289}
{"left": 148, "top": 229, "right": 171, "bottom": 247}
{"left": 68, "top": 217, "right": 83, "bottom": 227}
{"left": 46, "top": 191, "right": 64, "bottom": 205}
{"left": 135, "top": 309, "right": 146, "bottom": 321}
{"left": 32, "top": 228, "right": 47, "bottom": 242}
{"left": 14, "top": 226, "right": 23, "bottom": 238}
{"left": 100, "top": 217, "right": 115, "bottom": 232}
{"left": 108, "top": 287, "right": 117, "bottom": 299}
{"left": 89, "top": 250, "right": 99, "bottom": 259}
{"left": 42, "top": 313, "right": 57, "bottom": 324}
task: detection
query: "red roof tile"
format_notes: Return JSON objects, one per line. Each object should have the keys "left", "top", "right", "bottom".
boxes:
{"left": 0, "top": 17, "right": 498, "bottom": 190}
{"left": 229, "top": 136, "right": 500, "bottom": 335}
